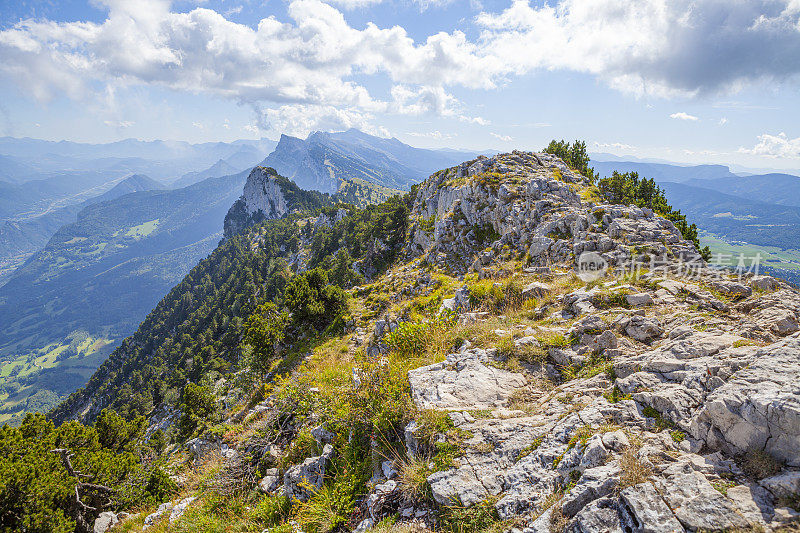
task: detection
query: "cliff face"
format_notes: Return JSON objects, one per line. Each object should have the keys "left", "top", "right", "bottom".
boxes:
{"left": 222, "top": 167, "right": 294, "bottom": 238}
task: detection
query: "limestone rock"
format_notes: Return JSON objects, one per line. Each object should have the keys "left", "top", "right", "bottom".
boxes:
{"left": 568, "top": 497, "right": 623, "bottom": 533}
{"left": 726, "top": 484, "right": 775, "bottom": 525}
{"left": 654, "top": 467, "right": 750, "bottom": 530}
{"left": 750, "top": 275, "right": 780, "bottom": 292}
{"left": 618, "top": 483, "right": 683, "bottom": 533}
{"left": 408, "top": 349, "right": 526, "bottom": 410}
{"left": 626, "top": 292, "right": 654, "bottom": 307}
{"left": 93, "top": 512, "right": 118, "bottom": 533}
{"left": 760, "top": 471, "right": 800, "bottom": 499}
{"left": 283, "top": 444, "right": 335, "bottom": 501}
{"left": 708, "top": 279, "right": 752, "bottom": 300}
{"left": 170, "top": 496, "right": 197, "bottom": 523}
{"left": 522, "top": 281, "right": 551, "bottom": 300}
{"left": 620, "top": 315, "right": 663, "bottom": 342}
{"left": 689, "top": 335, "right": 800, "bottom": 466}
{"left": 259, "top": 469, "right": 281, "bottom": 493}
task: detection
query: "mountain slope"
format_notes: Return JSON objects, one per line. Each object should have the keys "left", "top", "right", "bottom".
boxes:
{"left": 40, "top": 151, "right": 800, "bottom": 533}
{"left": 684, "top": 172, "right": 800, "bottom": 208}
{"left": 659, "top": 181, "right": 800, "bottom": 249}
{"left": 53, "top": 168, "right": 334, "bottom": 422}
{"left": 171, "top": 159, "right": 238, "bottom": 189}
{"left": 0, "top": 174, "right": 163, "bottom": 285}
{"left": 260, "top": 129, "right": 485, "bottom": 193}
{"left": 0, "top": 172, "right": 249, "bottom": 424}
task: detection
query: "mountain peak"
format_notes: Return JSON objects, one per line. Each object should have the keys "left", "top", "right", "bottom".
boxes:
{"left": 222, "top": 166, "right": 329, "bottom": 238}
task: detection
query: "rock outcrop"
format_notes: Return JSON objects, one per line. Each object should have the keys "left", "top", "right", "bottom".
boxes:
{"left": 223, "top": 167, "right": 291, "bottom": 238}
{"left": 131, "top": 151, "right": 800, "bottom": 533}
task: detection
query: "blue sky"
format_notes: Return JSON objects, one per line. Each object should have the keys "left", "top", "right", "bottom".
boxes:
{"left": 1, "top": 0, "right": 799, "bottom": 169}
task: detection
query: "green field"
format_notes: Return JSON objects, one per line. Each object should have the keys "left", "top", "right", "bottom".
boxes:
{"left": 700, "top": 231, "right": 800, "bottom": 278}
{"left": 0, "top": 332, "right": 116, "bottom": 424}
{"left": 125, "top": 218, "right": 160, "bottom": 238}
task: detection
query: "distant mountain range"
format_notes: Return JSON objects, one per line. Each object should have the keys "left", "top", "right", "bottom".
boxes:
{"left": 0, "top": 137, "right": 277, "bottom": 182}
{"left": 5, "top": 130, "right": 799, "bottom": 425}
{"left": 0, "top": 175, "right": 163, "bottom": 284}
{"left": 0, "top": 171, "right": 248, "bottom": 423}
{"left": 591, "top": 158, "right": 800, "bottom": 283}
{"left": 261, "top": 129, "right": 488, "bottom": 193}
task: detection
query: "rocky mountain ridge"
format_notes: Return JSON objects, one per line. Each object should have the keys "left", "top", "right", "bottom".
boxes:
{"left": 53, "top": 151, "right": 800, "bottom": 533}
{"left": 260, "top": 129, "right": 488, "bottom": 194}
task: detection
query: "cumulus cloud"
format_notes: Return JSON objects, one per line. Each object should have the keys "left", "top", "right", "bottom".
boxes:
{"left": 254, "top": 103, "right": 390, "bottom": 138}
{"left": 476, "top": 0, "right": 800, "bottom": 97}
{"left": 670, "top": 112, "right": 699, "bottom": 121}
{"left": 739, "top": 132, "right": 800, "bottom": 158}
{"left": 1, "top": 0, "right": 799, "bottom": 134}
{"left": 406, "top": 130, "right": 455, "bottom": 139}
{"left": 490, "top": 132, "right": 513, "bottom": 142}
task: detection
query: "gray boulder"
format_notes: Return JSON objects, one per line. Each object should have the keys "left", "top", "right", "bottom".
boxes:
{"left": 689, "top": 335, "right": 800, "bottom": 466}
{"left": 619, "top": 483, "right": 684, "bottom": 533}
{"left": 283, "top": 444, "right": 335, "bottom": 501}
{"left": 408, "top": 349, "right": 525, "bottom": 410}
{"left": 93, "top": 512, "right": 118, "bottom": 533}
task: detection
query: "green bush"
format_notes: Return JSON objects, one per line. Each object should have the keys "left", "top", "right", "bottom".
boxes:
{"left": 243, "top": 302, "right": 289, "bottom": 378}
{"left": 178, "top": 382, "right": 216, "bottom": 438}
{"left": 284, "top": 268, "right": 348, "bottom": 330}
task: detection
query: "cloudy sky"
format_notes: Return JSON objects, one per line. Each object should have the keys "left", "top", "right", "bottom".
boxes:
{"left": 1, "top": 0, "right": 799, "bottom": 169}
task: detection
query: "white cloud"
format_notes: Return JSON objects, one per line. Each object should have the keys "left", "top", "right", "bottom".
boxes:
{"left": 103, "top": 119, "right": 134, "bottom": 128}
{"left": 476, "top": 0, "right": 800, "bottom": 97}
{"left": 1, "top": 0, "right": 799, "bottom": 135}
{"left": 490, "top": 132, "right": 512, "bottom": 142}
{"left": 256, "top": 103, "right": 390, "bottom": 138}
{"left": 192, "top": 121, "right": 204, "bottom": 129}
{"left": 739, "top": 132, "right": 800, "bottom": 158}
{"left": 718, "top": 117, "right": 728, "bottom": 125}
{"left": 670, "top": 112, "right": 699, "bottom": 121}
{"left": 406, "top": 130, "right": 455, "bottom": 140}
{"left": 326, "top": 0, "right": 383, "bottom": 8}
{"left": 593, "top": 141, "right": 635, "bottom": 151}
{"left": 326, "top": 0, "right": 452, "bottom": 9}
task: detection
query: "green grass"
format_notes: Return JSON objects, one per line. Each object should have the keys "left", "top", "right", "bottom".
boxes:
{"left": 125, "top": 219, "right": 160, "bottom": 238}
{"left": 0, "top": 334, "right": 116, "bottom": 424}
{"left": 700, "top": 231, "right": 800, "bottom": 273}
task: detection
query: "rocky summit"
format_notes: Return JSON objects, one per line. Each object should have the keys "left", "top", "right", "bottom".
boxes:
{"left": 29, "top": 151, "right": 800, "bottom": 532}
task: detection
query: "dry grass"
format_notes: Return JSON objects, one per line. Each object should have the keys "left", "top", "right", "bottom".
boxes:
{"left": 618, "top": 446, "right": 652, "bottom": 489}
{"left": 397, "top": 454, "right": 431, "bottom": 500}
{"left": 741, "top": 448, "right": 782, "bottom": 480}
{"left": 548, "top": 499, "right": 569, "bottom": 533}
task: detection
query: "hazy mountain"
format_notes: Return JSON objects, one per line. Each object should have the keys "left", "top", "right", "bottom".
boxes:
{"left": 659, "top": 181, "right": 800, "bottom": 250}
{"left": 0, "top": 155, "right": 36, "bottom": 183}
{"left": 0, "top": 136, "right": 277, "bottom": 182}
{"left": 592, "top": 160, "right": 736, "bottom": 182}
{"left": 0, "top": 170, "right": 132, "bottom": 221}
{"left": 683, "top": 173, "right": 800, "bottom": 208}
{"left": 223, "top": 144, "right": 269, "bottom": 171}
{"left": 0, "top": 136, "right": 275, "bottom": 161}
{"left": 0, "top": 171, "right": 248, "bottom": 422}
{"left": 0, "top": 174, "right": 164, "bottom": 285}
{"left": 171, "top": 159, "right": 239, "bottom": 189}
{"left": 261, "top": 129, "right": 486, "bottom": 193}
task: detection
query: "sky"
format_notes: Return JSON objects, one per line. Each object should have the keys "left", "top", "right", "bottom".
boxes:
{"left": 0, "top": 0, "right": 799, "bottom": 170}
